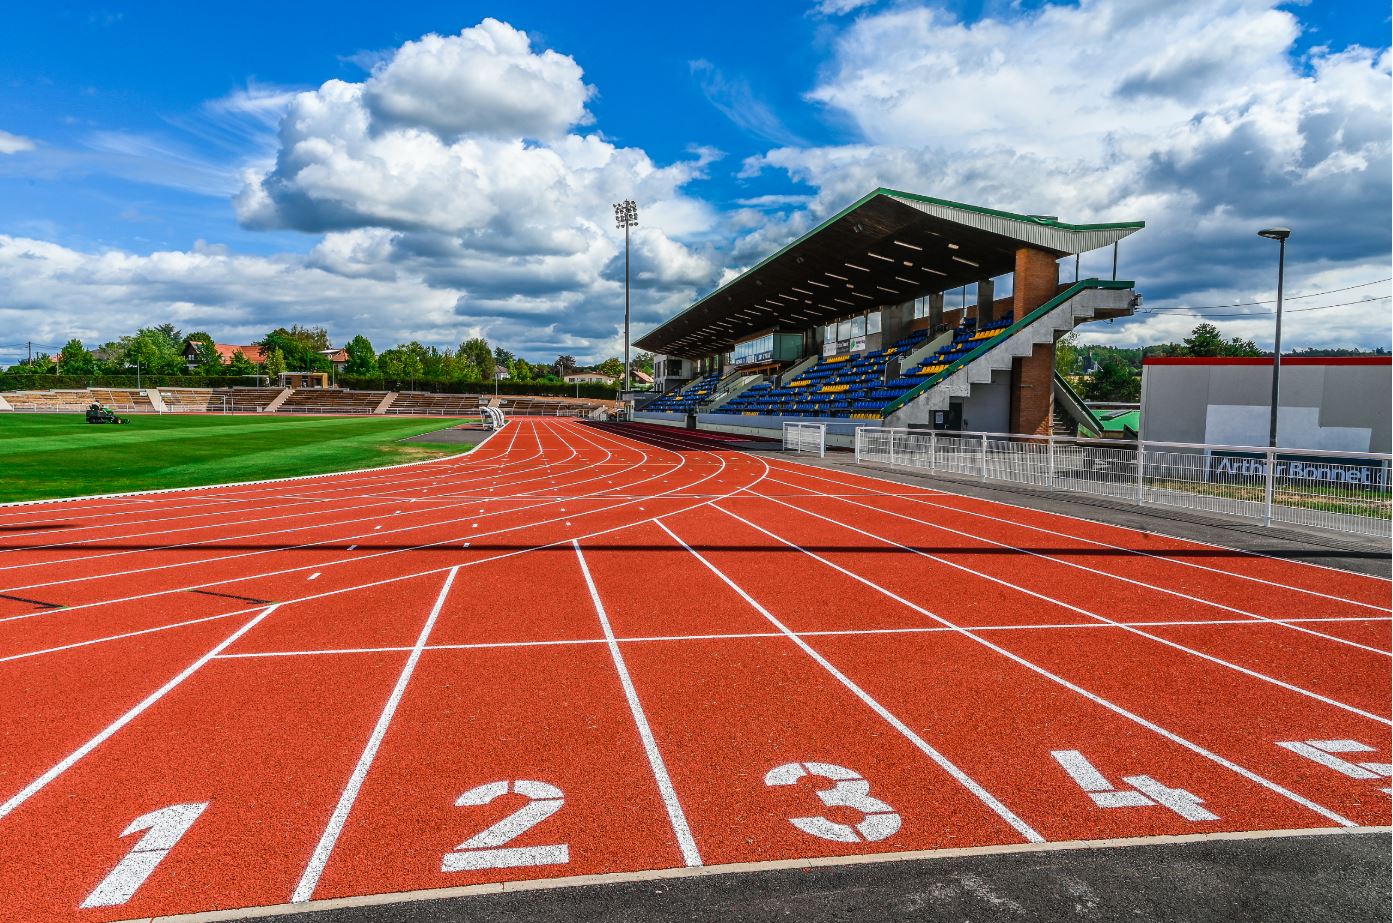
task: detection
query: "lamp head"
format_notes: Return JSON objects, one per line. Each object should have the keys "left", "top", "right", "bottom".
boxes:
{"left": 1257, "top": 227, "right": 1291, "bottom": 241}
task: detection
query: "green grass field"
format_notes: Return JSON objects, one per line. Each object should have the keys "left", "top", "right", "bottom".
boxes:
{"left": 0, "top": 414, "right": 478, "bottom": 502}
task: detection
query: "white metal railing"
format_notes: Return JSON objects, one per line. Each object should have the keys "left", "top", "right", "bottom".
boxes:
{"left": 856, "top": 428, "right": 1392, "bottom": 538}
{"left": 784, "top": 422, "right": 827, "bottom": 458}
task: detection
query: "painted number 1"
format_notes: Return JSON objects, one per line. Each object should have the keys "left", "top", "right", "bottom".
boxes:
{"left": 765, "top": 761, "right": 902, "bottom": 843}
{"left": 442, "top": 780, "right": 569, "bottom": 872}
{"left": 82, "top": 802, "right": 209, "bottom": 908}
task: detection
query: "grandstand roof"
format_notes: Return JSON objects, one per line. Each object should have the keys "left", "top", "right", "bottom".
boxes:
{"left": 635, "top": 188, "right": 1144, "bottom": 358}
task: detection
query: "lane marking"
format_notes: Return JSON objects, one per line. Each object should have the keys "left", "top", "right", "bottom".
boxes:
{"left": 573, "top": 540, "right": 703, "bottom": 868}
{"left": 0, "top": 604, "right": 281, "bottom": 821}
{"left": 741, "top": 491, "right": 1392, "bottom": 726}
{"left": 653, "top": 518, "right": 1044, "bottom": 844}
{"left": 708, "top": 503, "right": 1360, "bottom": 828}
{"left": 291, "top": 566, "right": 459, "bottom": 903}
{"left": 763, "top": 476, "right": 1389, "bottom": 656}
{"left": 0, "top": 611, "right": 241, "bottom": 663}
{"left": 767, "top": 456, "right": 1390, "bottom": 596}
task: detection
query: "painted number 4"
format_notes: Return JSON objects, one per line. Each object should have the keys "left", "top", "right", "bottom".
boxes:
{"left": 1052, "top": 750, "right": 1218, "bottom": 822}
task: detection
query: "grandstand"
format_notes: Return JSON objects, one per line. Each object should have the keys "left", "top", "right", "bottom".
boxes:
{"left": 384, "top": 392, "right": 484, "bottom": 415}
{"left": 634, "top": 188, "right": 1143, "bottom": 438}
{"left": 276, "top": 388, "right": 388, "bottom": 414}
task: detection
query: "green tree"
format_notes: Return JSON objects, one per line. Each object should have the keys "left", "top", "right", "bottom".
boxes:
{"left": 226, "top": 350, "right": 258, "bottom": 376}
{"left": 259, "top": 326, "right": 331, "bottom": 372}
{"left": 633, "top": 352, "right": 655, "bottom": 375}
{"left": 552, "top": 355, "right": 577, "bottom": 377}
{"left": 58, "top": 339, "right": 96, "bottom": 375}
{"left": 493, "top": 346, "right": 515, "bottom": 369}
{"left": 343, "top": 335, "right": 377, "bottom": 375}
{"left": 1181, "top": 323, "right": 1226, "bottom": 357}
{"left": 263, "top": 346, "right": 286, "bottom": 379}
{"left": 193, "top": 340, "right": 225, "bottom": 376}
{"left": 1081, "top": 354, "right": 1141, "bottom": 402}
{"left": 1054, "top": 332, "right": 1082, "bottom": 377}
{"left": 459, "top": 337, "right": 495, "bottom": 379}
{"left": 510, "top": 358, "right": 533, "bottom": 382}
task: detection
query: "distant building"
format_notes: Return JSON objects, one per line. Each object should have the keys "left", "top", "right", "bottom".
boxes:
{"left": 319, "top": 348, "right": 349, "bottom": 373}
{"left": 1141, "top": 356, "right": 1391, "bottom": 452}
{"left": 183, "top": 342, "right": 266, "bottom": 369}
{"left": 630, "top": 369, "right": 654, "bottom": 385}
{"left": 564, "top": 373, "right": 615, "bottom": 385}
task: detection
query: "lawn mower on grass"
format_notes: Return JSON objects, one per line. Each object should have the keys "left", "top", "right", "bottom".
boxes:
{"left": 85, "top": 403, "right": 129, "bottom": 424}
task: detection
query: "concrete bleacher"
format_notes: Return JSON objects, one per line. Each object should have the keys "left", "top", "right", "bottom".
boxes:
{"left": 276, "top": 388, "right": 388, "bottom": 414}
{"left": 496, "top": 396, "right": 608, "bottom": 417}
{"left": 86, "top": 389, "right": 156, "bottom": 413}
{"left": 3, "top": 390, "right": 94, "bottom": 413}
{"left": 384, "top": 392, "right": 483, "bottom": 416}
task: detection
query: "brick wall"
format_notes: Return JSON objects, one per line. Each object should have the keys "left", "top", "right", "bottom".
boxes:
{"left": 1013, "top": 247, "right": 1059, "bottom": 316}
{"left": 1010, "top": 344, "right": 1055, "bottom": 435}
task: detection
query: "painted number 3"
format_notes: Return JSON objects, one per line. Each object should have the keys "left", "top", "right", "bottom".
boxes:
{"left": 765, "top": 762, "right": 902, "bottom": 843}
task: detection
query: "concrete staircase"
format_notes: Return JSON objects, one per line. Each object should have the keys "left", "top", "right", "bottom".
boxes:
{"left": 703, "top": 373, "right": 764, "bottom": 412}
{"left": 372, "top": 392, "right": 398, "bottom": 414}
{"left": 264, "top": 388, "right": 294, "bottom": 413}
{"left": 886, "top": 281, "right": 1137, "bottom": 428}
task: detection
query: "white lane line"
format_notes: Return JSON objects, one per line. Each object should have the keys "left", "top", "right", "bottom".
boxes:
{"left": 291, "top": 566, "right": 460, "bottom": 903}
{"left": 653, "top": 518, "right": 1044, "bottom": 845}
{"left": 709, "top": 503, "right": 1361, "bottom": 829}
{"left": 0, "top": 604, "right": 281, "bottom": 822}
{"left": 764, "top": 477, "right": 1389, "bottom": 657}
{"left": 0, "top": 612, "right": 241, "bottom": 663}
{"left": 1, "top": 421, "right": 758, "bottom": 663}
{"left": 573, "top": 540, "right": 702, "bottom": 868}
{"left": 205, "top": 616, "right": 1393, "bottom": 660}
{"left": 766, "top": 458, "right": 1390, "bottom": 602}
{"left": 745, "top": 490, "right": 1392, "bottom": 727}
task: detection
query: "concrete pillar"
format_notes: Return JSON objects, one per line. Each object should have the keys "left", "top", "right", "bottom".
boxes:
{"left": 977, "top": 279, "right": 996, "bottom": 325}
{"left": 928, "top": 292, "right": 944, "bottom": 333}
{"left": 879, "top": 300, "right": 916, "bottom": 349}
{"left": 1013, "top": 247, "right": 1059, "bottom": 317}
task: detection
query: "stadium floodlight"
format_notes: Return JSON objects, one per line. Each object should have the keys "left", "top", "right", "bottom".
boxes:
{"left": 613, "top": 199, "right": 639, "bottom": 395}
{"left": 1258, "top": 227, "right": 1291, "bottom": 450}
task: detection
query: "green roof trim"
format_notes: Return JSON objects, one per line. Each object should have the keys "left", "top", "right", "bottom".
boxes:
{"left": 878, "top": 187, "right": 1146, "bottom": 233}
{"left": 881, "top": 278, "right": 1135, "bottom": 417}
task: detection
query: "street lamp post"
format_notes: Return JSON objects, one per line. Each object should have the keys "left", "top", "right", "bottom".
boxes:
{"left": 1257, "top": 228, "right": 1291, "bottom": 448}
{"left": 613, "top": 199, "right": 638, "bottom": 396}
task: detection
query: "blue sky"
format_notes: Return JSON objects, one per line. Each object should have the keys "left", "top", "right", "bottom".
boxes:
{"left": 1, "top": 0, "right": 1389, "bottom": 363}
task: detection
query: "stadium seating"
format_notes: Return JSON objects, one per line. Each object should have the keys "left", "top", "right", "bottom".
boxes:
{"left": 88, "top": 389, "right": 156, "bottom": 413}
{"left": 642, "top": 370, "right": 721, "bottom": 413}
{"left": 497, "top": 396, "right": 605, "bottom": 417}
{"left": 220, "top": 387, "right": 287, "bottom": 411}
{"left": 277, "top": 388, "right": 387, "bottom": 414}
{"left": 384, "top": 392, "right": 484, "bottom": 415}
{"left": 710, "top": 313, "right": 1015, "bottom": 420}
{"left": 3, "top": 390, "right": 94, "bottom": 412}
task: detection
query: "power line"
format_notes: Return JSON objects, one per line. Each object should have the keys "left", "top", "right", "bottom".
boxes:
{"left": 1156, "top": 277, "right": 1391, "bottom": 312}
{"left": 1142, "top": 299, "right": 1393, "bottom": 324}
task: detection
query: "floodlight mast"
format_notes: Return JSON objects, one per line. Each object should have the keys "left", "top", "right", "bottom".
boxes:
{"left": 613, "top": 199, "right": 639, "bottom": 396}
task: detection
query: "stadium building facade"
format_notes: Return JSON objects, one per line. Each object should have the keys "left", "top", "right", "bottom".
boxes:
{"left": 636, "top": 188, "right": 1143, "bottom": 437}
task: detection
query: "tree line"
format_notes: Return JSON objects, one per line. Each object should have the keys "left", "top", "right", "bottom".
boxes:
{"left": 2, "top": 324, "right": 655, "bottom": 387}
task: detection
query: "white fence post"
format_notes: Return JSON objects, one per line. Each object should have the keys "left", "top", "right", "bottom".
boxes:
{"left": 855, "top": 427, "right": 863, "bottom": 464}
{"left": 930, "top": 430, "right": 937, "bottom": 472}
{"left": 1135, "top": 440, "right": 1145, "bottom": 504}
{"left": 980, "top": 433, "right": 988, "bottom": 480}
{"left": 1047, "top": 435, "right": 1056, "bottom": 487}
{"left": 1263, "top": 447, "right": 1276, "bottom": 527}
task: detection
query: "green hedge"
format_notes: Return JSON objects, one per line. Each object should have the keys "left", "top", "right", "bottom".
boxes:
{"left": 0, "top": 374, "right": 265, "bottom": 391}
{"left": 337, "top": 376, "right": 619, "bottom": 400}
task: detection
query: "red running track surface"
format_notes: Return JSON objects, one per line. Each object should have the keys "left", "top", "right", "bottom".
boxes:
{"left": 0, "top": 418, "right": 1388, "bottom": 922}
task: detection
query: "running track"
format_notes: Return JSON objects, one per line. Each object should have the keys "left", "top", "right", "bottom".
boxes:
{"left": 0, "top": 418, "right": 1388, "bottom": 922}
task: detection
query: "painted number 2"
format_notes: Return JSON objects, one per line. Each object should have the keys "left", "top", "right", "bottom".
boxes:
{"left": 765, "top": 762, "right": 902, "bottom": 843}
{"left": 442, "top": 780, "right": 569, "bottom": 872}
{"left": 82, "top": 802, "right": 209, "bottom": 908}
